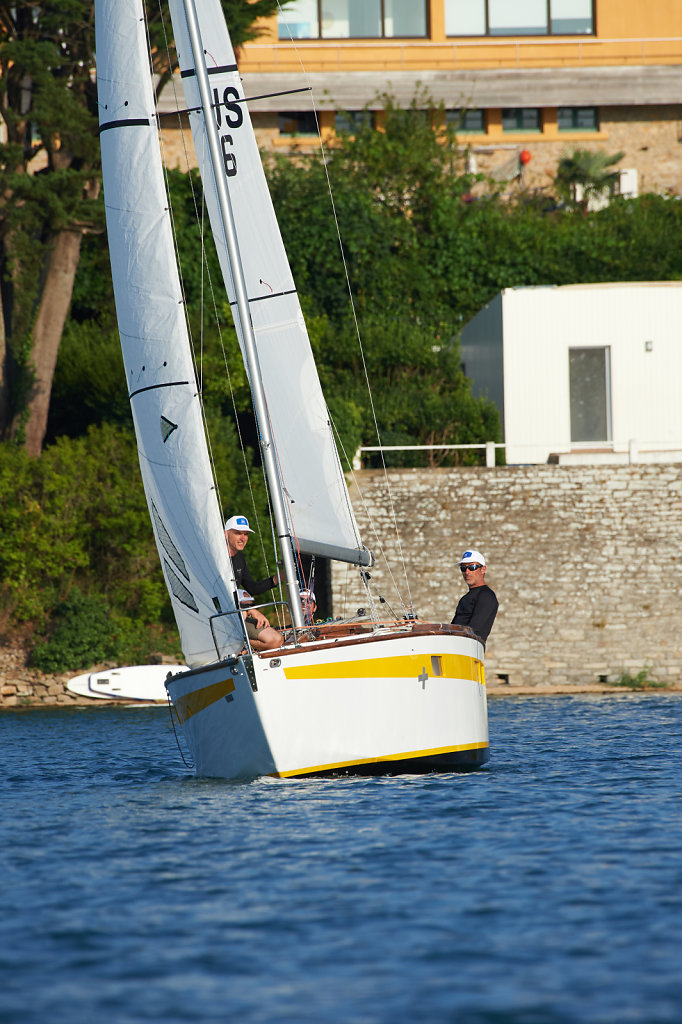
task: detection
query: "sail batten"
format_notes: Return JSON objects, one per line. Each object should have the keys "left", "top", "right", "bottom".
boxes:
{"left": 129, "top": 381, "right": 191, "bottom": 398}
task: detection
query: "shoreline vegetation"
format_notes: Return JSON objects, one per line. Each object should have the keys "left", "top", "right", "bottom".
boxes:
{"left": 1, "top": 644, "right": 679, "bottom": 710}
{"left": 5, "top": 106, "right": 682, "bottom": 680}
{"left": 4, "top": 25, "right": 682, "bottom": 697}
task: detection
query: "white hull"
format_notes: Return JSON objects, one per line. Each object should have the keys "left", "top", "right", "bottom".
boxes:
{"left": 165, "top": 625, "right": 489, "bottom": 778}
{"left": 67, "top": 664, "right": 188, "bottom": 703}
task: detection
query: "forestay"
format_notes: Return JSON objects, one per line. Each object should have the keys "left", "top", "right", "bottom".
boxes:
{"left": 168, "top": 0, "right": 372, "bottom": 568}
{"left": 96, "top": 0, "right": 243, "bottom": 666}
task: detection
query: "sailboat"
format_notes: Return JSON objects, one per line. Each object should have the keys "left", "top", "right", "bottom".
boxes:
{"left": 95, "top": 0, "right": 489, "bottom": 778}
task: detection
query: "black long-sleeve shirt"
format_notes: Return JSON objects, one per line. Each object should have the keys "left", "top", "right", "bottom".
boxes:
{"left": 452, "top": 584, "right": 498, "bottom": 644}
{"left": 230, "top": 549, "right": 276, "bottom": 597}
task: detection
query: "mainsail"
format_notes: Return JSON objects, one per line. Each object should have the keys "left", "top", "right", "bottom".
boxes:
{"left": 168, "top": 0, "right": 372, "bottom": 568}
{"left": 96, "top": 0, "right": 243, "bottom": 666}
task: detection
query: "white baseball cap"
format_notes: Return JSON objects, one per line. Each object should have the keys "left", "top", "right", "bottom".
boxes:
{"left": 224, "top": 514, "right": 254, "bottom": 533}
{"left": 300, "top": 589, "right": 316, "bottom": 602}
{"left": 236, "top": 589, "right": 254, "bottom": 606}
{"left": 457, "top": 549, "right": 486, "bottom": 566}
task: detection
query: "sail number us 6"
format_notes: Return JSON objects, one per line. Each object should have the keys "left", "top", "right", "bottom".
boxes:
{"left": 214, "top": 86, "right": 243, "bottom": 177}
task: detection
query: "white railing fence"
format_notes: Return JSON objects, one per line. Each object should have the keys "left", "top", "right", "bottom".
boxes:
{"left": 353, "top": 440, "right": 682, "bottom": 469}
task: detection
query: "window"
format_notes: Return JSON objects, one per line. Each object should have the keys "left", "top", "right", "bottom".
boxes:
{"left": 502, "top": 108, "right": 541, "bottom": 132}
{"left": 558, "top": 106, "right": 598, "bottom": 131}
{"left": 335, "top": 110, "right": 374, "bottom": 133}
{"left": 490, "top": 0, "right": 547, "bottom": 35}
{"left": 278, "top": 0, "right": 319, "bottom": 38}
{"left": 446, "top": 0, "right": 486, "bottom": 35}
{"left": 384, "top": 0, "right": 426, "bottom": 38}
{"left": 322, "top": 0, "right": 380, "bottom": 38}
{"left": 569, "top": 347, "right": 612, "bottom": 443}
{"left": 445, "top": 0, "right": 593, "bottom": 36}
{"left": 278, "top": 111, "right": 318, "bottom": 136}
{"left": 550, "top": 0, "right": 593, "bottom": 33}
{"left": 278, "top": 0, "right": 426, "bottom": 39}
{"left": 446, "top": 109, "right": 486, "bottom": 133}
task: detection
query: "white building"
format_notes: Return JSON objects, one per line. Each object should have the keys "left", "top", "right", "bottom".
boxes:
{"left": 459, "top": 282, "right": 682, "bottom": 465}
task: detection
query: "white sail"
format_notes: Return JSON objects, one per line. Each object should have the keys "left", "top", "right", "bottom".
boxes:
{"left": 96, "top": 0, "right": 243, "bottom": 667}
{"left": 167, "top": 0, "right": 372, "bottom": 567}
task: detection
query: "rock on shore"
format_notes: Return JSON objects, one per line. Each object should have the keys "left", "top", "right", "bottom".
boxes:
{"left": 0, "top": 644, "right": 142, "bottom": 708}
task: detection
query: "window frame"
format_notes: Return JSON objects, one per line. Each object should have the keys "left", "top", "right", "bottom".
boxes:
{"left": 334, "top": 109, "right": 375, "bottom": 133}
{"left": 277, "top": 111, "right": 319, "bottom": 137}
{"left": 278, "top": 0, "right": 429, "bottom": 40}
{"left": 501, "top": 107, "right": 542, "bottom": 133}
{"left": 445, "top": 108, "right": 486, "bottom": 134}
{"left": 557, "top": 106, "right": 599, "bottom": 132}
{"left": 445, "top": 0, "right": 595, "bottom": 38}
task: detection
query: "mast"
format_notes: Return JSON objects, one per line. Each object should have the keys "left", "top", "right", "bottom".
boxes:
{"left": 181, "top": 0, "right": 304, "bottom": 628}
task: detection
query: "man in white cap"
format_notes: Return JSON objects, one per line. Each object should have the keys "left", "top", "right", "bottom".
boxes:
{"left": 452, "top": 549, "right": 498, "bottom": 645}
{"left": 225, "top": 515, "right": 281, "bottom": 651}
{"left": 224, "top": 514, "right": 278, "bottom": 598}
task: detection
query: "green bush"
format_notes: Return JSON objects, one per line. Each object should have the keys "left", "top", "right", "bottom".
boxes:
{"left": 612, "top": 668, "right": 668, "bottom": 691}
{"left": 0, "top": 415, "right": 275, "bottom": 668}
{"left": 31, "top": 588, "right": 120, "bottom": 673}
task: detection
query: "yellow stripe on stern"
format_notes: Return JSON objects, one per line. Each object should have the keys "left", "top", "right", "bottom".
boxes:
{"left": 283, "top": 652, "right": 482, "bottom": 683}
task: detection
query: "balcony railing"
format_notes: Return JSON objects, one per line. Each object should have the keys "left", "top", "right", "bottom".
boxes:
{"left": 354, "top": 439, "right": 682, "bottom": 468}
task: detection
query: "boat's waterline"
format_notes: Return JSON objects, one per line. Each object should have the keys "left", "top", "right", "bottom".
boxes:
{"left": 271, "top": 741, "right": 490, "bottom": 779}
{"left": 166, "top": 627, "right": 489, "bottom": 779}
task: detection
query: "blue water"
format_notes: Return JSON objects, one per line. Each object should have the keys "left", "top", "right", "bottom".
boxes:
{"left": 2, "top": 695, "right": 681, "bottom": 1024}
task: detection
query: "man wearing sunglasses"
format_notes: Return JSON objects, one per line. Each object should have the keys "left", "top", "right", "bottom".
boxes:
{"left": 452, "top": 549, "right": 498, "bottom": 645}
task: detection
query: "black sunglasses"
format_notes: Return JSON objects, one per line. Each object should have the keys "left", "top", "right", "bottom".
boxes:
{"left": 460, "top": 563, "right": 482, "bottom": 572}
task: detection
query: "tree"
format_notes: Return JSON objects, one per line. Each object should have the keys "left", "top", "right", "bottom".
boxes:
{"left": 267, "top": 91, "right": 478, "bottom": 326}
{"left": 554, "top": 148, "right": 624, "bottom": 215}
{"left": 0, "top": 0, "right": 286, "bottom": 456}
{"left": 266, "top": 94, "right": 501, "bottom": 462}
{"left": 0, "top": 0, "right": 101, "bottom": 453}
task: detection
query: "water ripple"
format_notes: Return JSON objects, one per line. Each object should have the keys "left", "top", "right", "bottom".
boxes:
{"left": 1, "top": 695, "right": 681, "bottom": 1023}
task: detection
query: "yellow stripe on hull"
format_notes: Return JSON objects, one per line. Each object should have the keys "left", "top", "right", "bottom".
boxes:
{"left": 175, "top": 676, "right": 235, "bottom": 723}
{"left": 283, "top": 652, "right": 484, "bottom": 683}
{"left": 272, "top": 741, "right": 490, "bottom": 778}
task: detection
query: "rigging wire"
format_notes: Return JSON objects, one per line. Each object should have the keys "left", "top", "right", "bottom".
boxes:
{"left": 166, "top": 693, "right": 194, "bottom": 769}
{"left": 329, "top": 411, "right": 411, "bottom": 617}
{"left": 275, "top": 3, "right": 416, "bottom": 617}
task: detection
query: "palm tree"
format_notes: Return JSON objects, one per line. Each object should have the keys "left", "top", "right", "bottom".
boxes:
{"left": 554, "top": 149, "right": 625, "bottom": 214}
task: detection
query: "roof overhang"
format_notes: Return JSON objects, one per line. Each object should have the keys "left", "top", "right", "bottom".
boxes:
{"left": 204, "top": 65, "right": 682, "bottom": 111}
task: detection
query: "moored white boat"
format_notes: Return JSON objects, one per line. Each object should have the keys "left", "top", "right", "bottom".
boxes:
{"left": 95, "top": 0, "right": 490, "bottom": 778}
{"left": 66, "top": 664, "right": 188, "bottom": 703}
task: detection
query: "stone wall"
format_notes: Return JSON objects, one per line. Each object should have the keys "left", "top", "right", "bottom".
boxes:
{"left": 331, "top": 464, "right": 682, "bottom": 687}
{"left": 469, "top": 106, "right": 682, "bottom": 197}
{"left": 0, "top": 646, "right": 88, "bottom": 708}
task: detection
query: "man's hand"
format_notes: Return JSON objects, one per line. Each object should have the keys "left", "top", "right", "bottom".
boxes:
{"left": 244, "top": 609, "right": 269, "bottom": 630}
